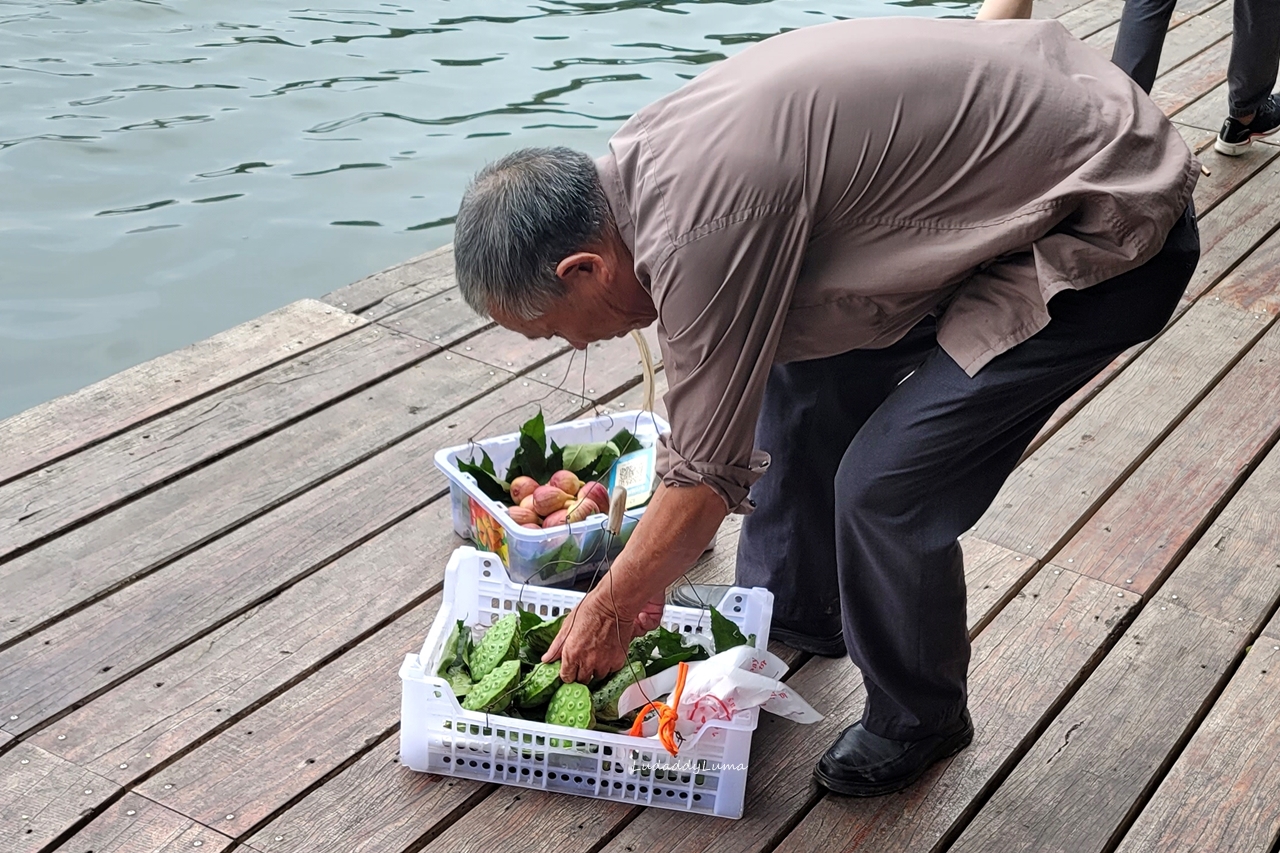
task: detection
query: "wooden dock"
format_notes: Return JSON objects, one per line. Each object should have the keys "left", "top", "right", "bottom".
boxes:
{"left": 4, "top": 1, "right": 1280, "bottom": 850}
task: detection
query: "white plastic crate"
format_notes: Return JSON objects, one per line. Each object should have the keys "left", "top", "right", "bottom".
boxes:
{"left": 399, "top": 547, "right": 775, "bottom": 819}
{"left": 434, "top": 410, "right": 671, "bottom": 585}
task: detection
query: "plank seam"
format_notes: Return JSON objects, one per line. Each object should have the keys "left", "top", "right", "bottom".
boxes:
{"left": 0, "top": 331, "right": 445, "bottom": 569}
{"left": 0, "top": 309, "right": 370, "bottom": 492}
{"left": 395, "top": 781, "right": 502, "bottom": 853}
{"left": 0, "top": 358, "right": 550, "bottom": 655}
{"left": 34, "top": 785, "right": 128, "bottom": 853}
{"left": 932, "top": 583, "right": 1143, "bottom": 853}
{"left": 1027, "top": 305, "right": 1279, "bottom": 574}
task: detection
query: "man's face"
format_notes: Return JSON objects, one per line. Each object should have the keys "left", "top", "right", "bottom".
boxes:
{"left": 488, "top": 246, "right": 657, "bottom": 349}
{"left": 489, "top": 292, "right": 639, "bottom": 351}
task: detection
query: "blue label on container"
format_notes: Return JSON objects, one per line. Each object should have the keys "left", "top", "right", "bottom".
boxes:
{"left": 608, "top": 446, "right": 656, "bottom": 509}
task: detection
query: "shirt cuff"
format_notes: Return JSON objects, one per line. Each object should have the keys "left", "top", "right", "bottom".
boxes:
{"left": 656, "top": 433, "right": 771, "bottom": 514}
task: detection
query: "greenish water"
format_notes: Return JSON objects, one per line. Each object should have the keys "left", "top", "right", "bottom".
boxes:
{"left": 0, "top": 0, "right": 974, "bottom": 420}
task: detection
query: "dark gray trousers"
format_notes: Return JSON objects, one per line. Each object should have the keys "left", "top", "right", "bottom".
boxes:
{"left": 736, "top": 205, "right": 1200, "bottom": 740}
{"left": 1112, "top": 0, "right": 1280, "bottom": 116}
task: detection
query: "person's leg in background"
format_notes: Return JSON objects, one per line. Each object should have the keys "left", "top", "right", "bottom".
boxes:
{"left": 1216, "top": 0, "right": 1280, "bottom": 154}
{"left": 736, "top": 321, "right": 937, "bottom": 656}
{"left": 1111, "top": 0, "right": 1179, "bottom": 93}
{"left": 815, "top": 204, "right": 1200, "bottom": 796}
{"left": 975, "top": 0, "right": 1033, "bottom": 20}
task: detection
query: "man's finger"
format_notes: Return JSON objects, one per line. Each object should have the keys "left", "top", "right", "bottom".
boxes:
{"left": 542, "top": 630, "right": 565, "bottom": 663}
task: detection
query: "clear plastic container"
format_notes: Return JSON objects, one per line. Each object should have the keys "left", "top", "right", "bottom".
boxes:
{"left": 399, "top": 547, "right": 775, "bottom": 819}
{"left": 434, "top": 410, "right": 670, "bottom": 585}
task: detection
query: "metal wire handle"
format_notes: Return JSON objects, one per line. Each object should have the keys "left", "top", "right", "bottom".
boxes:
{"left": 630, "top": 329, "right": 655, "bottom": 414}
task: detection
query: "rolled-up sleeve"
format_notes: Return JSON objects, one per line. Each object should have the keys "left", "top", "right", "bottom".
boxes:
{"left": 652, "top": 208, "right": 810, "bottom": 513}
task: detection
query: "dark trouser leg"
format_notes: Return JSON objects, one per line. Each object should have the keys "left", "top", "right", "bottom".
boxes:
{"left": 1228, "top": 0, "right": 1280, "bottom": 118}
{"left": 1112, "top": 0, "right": 1178, "bottom": 93}
{"left": 736, "top": 321, "right": 937, "bottom": 653}
{"left": 839, "top": 205, "right": 1200, "bottom": 740}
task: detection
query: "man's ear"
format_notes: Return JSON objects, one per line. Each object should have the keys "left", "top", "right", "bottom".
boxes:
{"left": 555, "top": 251, "right": 605, "bottom": 283}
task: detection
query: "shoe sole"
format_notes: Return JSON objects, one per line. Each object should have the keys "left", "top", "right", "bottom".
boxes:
{"left": 812, "top": 727, "right": 974, "bottom": 797}
{"left": 1215, "top": 124, "right": 1280, "bottom": 157}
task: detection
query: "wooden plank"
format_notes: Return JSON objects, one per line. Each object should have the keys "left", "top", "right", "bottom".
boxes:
{"left": 973, "top": 298, "right": 1269, "bottom": 560}
{"left": 1177, "top": 123, "right": 1280, "bottom": 214}
{"left": 0, "top": 344, "right": 503, "bottom": 647}
{"left": 773, "top": 569, "right": 1137, "bottom": 853}
{"left": 446, "top": 325, "right": 570, "bottom": 374}
{"left": 243, "top": 738, "right": 489, "bottom": 853}
{"left": 1084, "top": 0, "right": 1232, "bottom": 74}
{"left": 54, "top": 793, "right": 232, "bottom": 853}
{"left": 1113, "top": 638, "right": 1280, "bottom": 853}
{"left": 1185, "top": 158, "right": 1280, "bottom": 301}
{"left": 1153, "top": 35, "right": 1231, "bottom": 117}
{"left": 1056, "top": 317, "right": 1280, "bottom": 593}
{"left": 134, "top": 596, "right": 438, "bottom": 839}
{"left": 1175, "top": 79, "right": 1228, "bottom": 131}
{"left": 0, "top": 742, "right": 116, "bottom": 853}
{"left": 948, "top": 603, "right": 1245, "bottom": 853}
{"left": 27, "top": 499, "right": 456, "bottom": 785}
{"left": 1058, "top": 0, "right": 1125, "bottom": 39}
{"left": 375, "top": 288, "right": 490, "bottom": 345}
{"left": 0, "top": 300, "right": 363, "bottom": 487}
{"left": 0, "top": 325, "right": 429, "bottom": 562}
{"left": 321, "top": 245, "right": 454, "bottom": 316}
{"left": 1027, "top": 345, "right": 1142, "bottom": 457}
{"left": 1036, "top": 0, "right": 1100, "bottom": 21}
{"left": 418, "top": 787, "right": 635, "bottom": 853}
{"left": 1159, "top": 437, "right": 1280, "bottom": 631}
{"left": 1212, "top": 226, "right": 1280, "bottom": 317}
{"left": 604, "top": 568, "right": 1137, "bottom": 853}
{"left": 0, "top": 335, "right": 654, "bottom": 738}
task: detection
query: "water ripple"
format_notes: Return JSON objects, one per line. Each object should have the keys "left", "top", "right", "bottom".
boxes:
{"left": 96, "top": 199, "right": 179, "bottom": 217}
{"left": 292, "top": 162, "right": 389, "bottom": 177}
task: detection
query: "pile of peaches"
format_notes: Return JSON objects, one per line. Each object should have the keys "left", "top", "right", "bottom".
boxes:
{"left": 505, "top": 470, "right": 611, "bottom": 529}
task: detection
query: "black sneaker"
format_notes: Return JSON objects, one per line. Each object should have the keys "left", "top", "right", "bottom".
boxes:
{"left": 814, "top": 710, "right": 974, "bottom": 797}
{"left": 1215, "top": 94, "right": 1280, "bottom": 156}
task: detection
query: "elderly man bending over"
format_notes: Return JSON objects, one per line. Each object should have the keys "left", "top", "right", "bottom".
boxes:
{"left": 452, "top": 17, "right": 1199, "bottom": 796}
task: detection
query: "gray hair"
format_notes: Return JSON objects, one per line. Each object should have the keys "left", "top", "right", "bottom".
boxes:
{"left": 454, "top": 146, "right": 614, "bottom": 320}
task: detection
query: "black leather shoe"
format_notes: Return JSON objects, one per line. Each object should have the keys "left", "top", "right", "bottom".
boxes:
{"left": 770, "top": 625, "right": 847, "bottom": 657}
{"left": 814, "top": 711, "right": 974, "bottom": 796}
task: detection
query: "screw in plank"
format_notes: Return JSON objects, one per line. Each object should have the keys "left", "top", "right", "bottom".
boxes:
{"left": 1116, "top": 593, "right": 1124, "bottom": 598}
{"left": 8, "top": 715, "right": 15, "bottom": 720}
{"left": 120, "top": 763, "right": 128, "bottom": 769}
{"left": 226, "top": 814, "right": 235, "bottom": 820}
{"left": 21, "top": 815, "right": 29, "bottom": 820}
{"left": 84, "top": 789, "right": 92, "bottom": 795}
{"left": 20, "top": 759, "right": 29, "bottom": 765}
{"left": 1067, "top": 558, "right": 1074, "bottom": 563}
{"left": 1015, "top": 557, "right": 1022, "bottom": 562}
{"left": 57, "top": 735, "right": 65, "bottom": 740}
{"left": 1053, "top": 570, "right": 1060, "bottom": 574}
{"left": 165, "top": 784, "right": 173, "bottom": 789}
{"left": 1171, "top": 595, "right": 1178, "bottom": 600}
{"left": 466, "top": 346, "right": 472, "bottom": 351}
{"left": 126, "top": 810, "right": 136, "bottom": 816}
{"left": 445, "top": 355, "right": 452, "bottom": 360}
{"left": 275, "top": 836, "right": 284, "bottom": 842}
{"left": 194, "top": 843, "right": 203, "bottom": 848}
{"left": 1125, "top": 579, "right": 1132, "bottom": 584}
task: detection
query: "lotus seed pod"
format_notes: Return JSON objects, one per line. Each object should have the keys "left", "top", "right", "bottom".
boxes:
{"left": 461, "top": 659, "right": 521, "bottom": 712}
{"left": 545, "top": 682, "right": 595, "bottom": 732}
{"left": 549, "top": 470, "right": 584, "bottom": 496}
{"left": 525, "top": 613, "right": 567, "bottom": 656}
{"left": 517, "top": 660, "right": 563, "bottom": 707}
{"left": 542, "top": 509, "right": 569, "bottom": 528}
{"left": 577, "top": 481, "right": 610, "bottom": 514}
{"left": 519, "top": 494, "right": 536, "bottom": 511}
{"left": 469, "top": 613, "right": 520, "bottom": 681}
{"left": 510, "top": 476, "right": 539, "bottom": 503}
{"left": 532, "top": 485, "right": 573, "bottom": 516}
{"left": 507, "top": 506, "right": 540, "bottom": 526}
{"left": 591, "top": 661, "right": 647, "bottom": 721}
{"left": 566, "top": 496, "right": 601, "bottom": 523}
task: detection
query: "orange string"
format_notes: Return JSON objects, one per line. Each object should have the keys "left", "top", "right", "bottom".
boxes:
{"left": 627, "top": 661, "right": 689, "bottom": 756}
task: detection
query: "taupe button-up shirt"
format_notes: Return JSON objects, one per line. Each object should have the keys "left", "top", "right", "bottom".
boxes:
{"left": 596, "top": 17, "right": 1198, "bottom": 513}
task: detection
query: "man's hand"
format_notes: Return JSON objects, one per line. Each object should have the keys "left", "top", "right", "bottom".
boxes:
{"left": 543, "top": 580, "right": 646, "bottom": 683}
